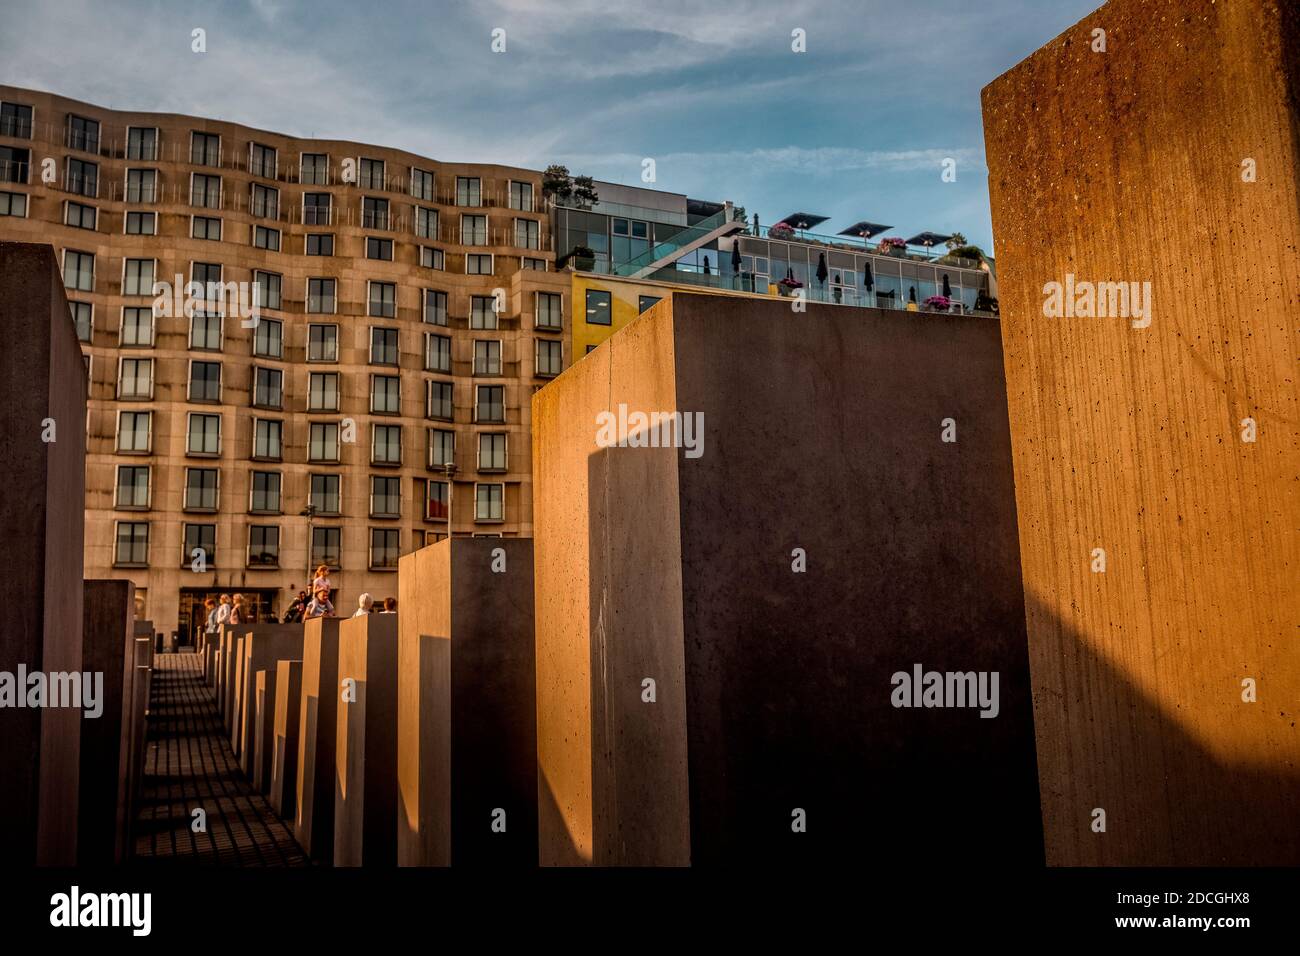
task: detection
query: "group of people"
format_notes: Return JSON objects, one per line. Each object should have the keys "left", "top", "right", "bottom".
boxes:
{"left": 282, "top": 566, "right": 398, "bottom": 622}
{"left": 201, "top": 568, "right": 399, "bottom": 637}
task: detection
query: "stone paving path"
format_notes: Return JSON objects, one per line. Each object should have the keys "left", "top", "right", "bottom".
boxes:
{"left": 132, "top": 651, "right": 310, "bottom": 866}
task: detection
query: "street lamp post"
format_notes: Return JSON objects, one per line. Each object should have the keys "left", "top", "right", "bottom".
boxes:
{"left": 299, "top": 503, "right": 317, "bottom": 585}
{"left": 442, "top": 461, "right": 458, "bottom": 539}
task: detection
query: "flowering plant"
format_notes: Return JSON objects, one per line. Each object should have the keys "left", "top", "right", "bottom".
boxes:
{"left": 877, "top": 237, "right": 907, "bottom": 253}
{"left": 924, "top": 295, "right": 951, "bottom": 310}
{"left": 768, "top": 222, "right": 796, "bottom": 240}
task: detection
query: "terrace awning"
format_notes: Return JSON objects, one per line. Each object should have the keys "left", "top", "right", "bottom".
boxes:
{"left": 838, "top": 221, "right": 893, "bottom": 239}
{"left": 905, "top": 231, "right": 953, "bottom": 249}
{"left": 778, "top": 212, "right": 829, "bottom": 231}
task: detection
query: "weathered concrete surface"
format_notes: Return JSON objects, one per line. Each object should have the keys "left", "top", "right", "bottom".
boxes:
{"left": 77, "top": 580, "right": 134, "bottom": 865}
{"left": 982, "top": 0, "right": 1300, "bottom": 865}
{"left": 270, "top": 659, "right": 303, "bottom": 818}
{"left": 397, "top": 539, "right": 537, "bottom": 866}
{"left": 532, "top": 293, "right": 1040, "bottom": 865}
{"left": 335, "top": 613, "right": 398, "bottom": 866}
{"left": 221, "top": 625, "right": 247, "bottom": 728}
{"left": 294, "top": 617, "right": 342, "bottom": 862}
{"left": 0, "top": 241, "right": 87, "bottom": 863}
{"left": 238, "top": 625, "right": 304, "bottom": 778}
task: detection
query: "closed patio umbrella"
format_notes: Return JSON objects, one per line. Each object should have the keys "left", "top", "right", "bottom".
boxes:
{"left": 942, "top": 274, "right": 952, "bottom": 297}
{"left": 816, "top": 252, "right": 828, "bottom": 285}
{"left": 908, "top": 286, "right": 917, "bottom": 303}
{"left": 864, "top": 261, "right": 874, "bottom": 291}
{"left": 703, "top": 255, "right": 711, "bottom": 275}
{"left": 731, "top": 241, "right": 742, "bottom": 273}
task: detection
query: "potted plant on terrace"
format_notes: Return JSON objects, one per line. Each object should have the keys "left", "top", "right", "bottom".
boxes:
{"left": 768, "top": 221, "right": 796, "bottom": 241}
{"left": 923, "top": 294, "right": 952, "bottom": 312}
{"left": 877, "top": 237, "right": 908, "bottom": 257}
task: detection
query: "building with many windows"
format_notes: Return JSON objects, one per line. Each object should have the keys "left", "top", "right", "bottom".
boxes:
{"left": 0, "top": 86, "right": 569, "bottom": 636}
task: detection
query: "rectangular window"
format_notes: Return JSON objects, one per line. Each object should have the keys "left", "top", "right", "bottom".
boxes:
{"left": 423, "top": 289, "right": 447, "bottom": 325}
{"left": 125, "top": 211, "right": 155, "bottom": 235}
{"left": 126, "top": 168, "right": 156, "bottom": 203}
{"left": 426, "top": 333, "right": 451, "bottom": 373}
{"left": 253, "top": 367, "right": 283, "bottom": 409}
{"left": 475, "top": 385, "right": 505, "bottom": 423}
{"left": 71, "top": 302, "right": 94, "bottom": 343}
{"left": 0, "top": 190, "right": 27, "bottom": 216}
{"left": 254, "top": 225, "right": 281, "bottom": 251}
{"left": 183, "top": 523, "right": 216, "bottom": 568}
{"left": 118, "top": 357, "right": 152, "bottom": 399}
{"left": 372, "top": 424, "right": 402, "bottom": 465}
{"left": 249, "top": 143, "right": 277, "bottom": 179}
{"left": 251, "top": 182, "right": 279, "bottom": 218}
{"left": 362, "top": 195, "right": 389, "bottom": 229}
{"left": 536, "top": 292, "right": 562, "bottom": 330}
{"left": 306, "top": 233, "right": 333, "bottom": 255}
{"left": 370, "top": 327, "right": 399, "bottom": 365}
{"left": 190, "top": 131, "right": 220, "bottom": 167}
{"left": 192, "top": 261, "right": 221, "bottom": 292}
{"left": 586, "top": 289, "right": 612, "bottom": 325}
{"left": 253, "top": 318, "right": 283, "bottom": 358}
{"left": 63, "top": 250, "right": 94, "bottom": 291}
{"left": 470, "top": 295, "right": 498, "bottom": 330}
{"left": 461, "top": 214, "right": 487, "bottom": 245}
{"left": 192, "top": 215, "right": 221, "bottom": 240}
{"left": 123, "top": 258, "right": 155, "bottom": 295}
{"left": 415, "top": 206, "right": 437, "bottom": 239}
{"left": 187, "top": 413, "right": 221, "bottom": 456}
{"left": 359, "top": 157, "right": 385, "bottom": 190}
{"left": 427, "top": 381, "right": 454, "bottom": 421}
{"left": 515, "top": 218, "right": 539, "bottom": 249}
{"left": 1, "top": 102, "right": 34, "bottom": 139}
{"left": 248, "top": 526, "right": 280, "bottom": 568}
{"left": 310, "top": 474, "right": 340, "bottom": 515}
{"left": 115, "top": 465, "right": 150, "bottom": 509}
{"left": 308, "top": 372, "right": 339, "bottom": 411}
{"left": 410, "top": 167, "right": 434, "bottom": 201}
{"left": 189, "top": 311, "right": 222, "bottom": 351}
{"left": 370, "top": 476, "right": 401, "bottom": 518}
{"left": 189, "top": 360, "right": 221, "bottom": 402}
{"left": 475, "top": 483, "right": 504, "bottom": 522}
{"left": 254, "top": 419, "right": 282, "bottom": 460}
{"left": 117, "top": 411, "right": 151, "bottom": 453}
{"left": 366, "top": 236, "right": 393, "bottom": 260}
{"left": 303, "top": 192, "right": 331, "bottom": 225}
{"left": 455, "top": 176, "right": 480, "bottom": 206}
{"left": 509, "top": 181, "right": 534, "bottom": 212}
{"left": 478, "top": 433, "right": 507, "bottom": 471}
{"left": 309, "top": 422, "right": 339, "bottom": 462}
{"left": 474, "top": 340, "right": 501, "bottom": 375}
{"left": 120, "top": 306, "right": 153, "bottom": 347}
{"left": 308, "top": 324, "right": 337, "bottom": 362}
{"left": 311, "top": 527, "right": 341, "bottom": 569}
{"left": 536, "top": 338, "right": 563, "bottom": 377}
{"left": 466, "top": 254, "right": 492, "bottom": 275}
{"left": 67, "top": 115, "right": 100, "bottom": 153}
{"left": 191, "top": 172, "right": 221, "bottom": 208}
{"left": 115, "top": 522, "right": 149, "bottom": 567}
{"left": 307, "top": 277, "right": 335, "bottom": 313}
{"left": 638, "top": 295, "right": 662, "bottom": 314}
{"left": 522, "top": 257, "right": 546, "bottom": 271}
{"left": 425, "top": 480, "right": 449, "bottom": 520}
{"left": 67, "top": 158, "right": 98, "bottom": 197}
{"left": 184, "top": 467, "right": 218, "bottom": 511}
{"left": 300, "top": 153, "right": 328, "bottom": 186}
{"left": 126, "top": 127, "right": 158, "bottom": 161}
{"left": 253, "top": 271, "right": 281, "bottom": 311}
{"left": 65, "top": 200, "right": 96, "bottom": 230}
{"left": 420, "top": 246, "right": 444, "bottom": 270}
{"left": 370, "top": 528, "right": 400, "bottom": 569}
{"left": 250, "top": 471, "right": 281, "bottom": 513}
{"left": 368, "top": 281, "right": 396, "bottom": 317}
{"left": 429, "top": 429, "right": 455, "bottom": 469}
{"left": 370, "top": 375, "right": 401, "bottom": 414}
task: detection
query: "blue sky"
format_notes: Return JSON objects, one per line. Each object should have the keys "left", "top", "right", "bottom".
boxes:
{"left": 2, "top": 0, "right": 1101, "bottom": 253}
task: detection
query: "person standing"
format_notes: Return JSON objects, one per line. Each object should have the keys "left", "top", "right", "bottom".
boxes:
{"left": 312, "top": 565, "right": 333, "bottom": 597}
{"left": 352, "top": 593, "right": 374, "bottom": 618}
{"left": 229, "top": 594, "right": 247, "bottom": 625}
{"left": 215, "top": 593, "right": 232, "bottom": 627}
{"left": 203, "top": 597, "right": 219, "bottom": 636}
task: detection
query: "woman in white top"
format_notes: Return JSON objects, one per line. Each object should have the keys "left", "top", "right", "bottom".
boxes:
{"left": 353, "top": 593, "right": 374, "bottom": 617}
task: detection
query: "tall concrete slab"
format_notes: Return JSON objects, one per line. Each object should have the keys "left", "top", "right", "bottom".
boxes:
{"left": 77, "top": 580, "right": 134, "bottom": 866}
{"left": 982, "top": 0, "right": 1300, "bottom": 865}
{"left": 294, "top": 616, "right": 342, "bottom": 862}
{"left": 238, "top": 625, "right": 304, "bottom": 778}
{"left": 270, "top": 659, "right": 303, "bottom": 818}
{"left": 335, "top": 613, "right": 398, "bottom": 867}
{"left": 0, "top": 240, "right": 87, "bottom": 864}
{"left": 532, "top": 293, "right": 1040, "bottom": 866}
{"left": 397, "top": 539, "right": 537, "bottom": 866}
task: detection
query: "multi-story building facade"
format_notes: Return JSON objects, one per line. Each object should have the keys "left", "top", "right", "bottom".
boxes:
{"left": 0, "top": 86, "right": 569, "bottom": 637}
